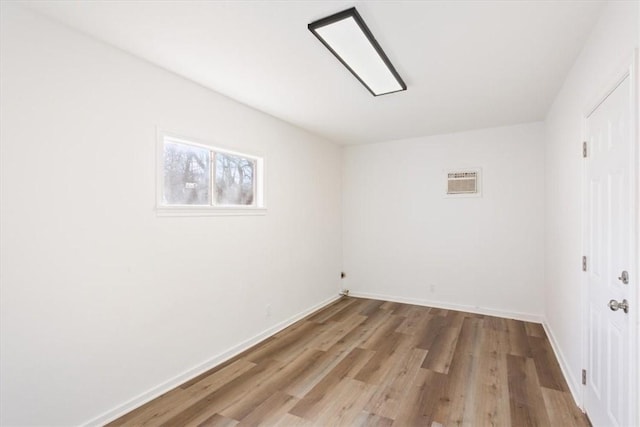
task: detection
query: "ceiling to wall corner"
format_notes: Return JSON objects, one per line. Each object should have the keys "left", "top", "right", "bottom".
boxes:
{"left": 23, "top": 0, "right": 604, "bottom": 144}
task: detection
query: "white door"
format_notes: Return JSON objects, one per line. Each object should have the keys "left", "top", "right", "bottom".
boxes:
{"left": 584, "top": 74, "right": 636, "bottom": 427}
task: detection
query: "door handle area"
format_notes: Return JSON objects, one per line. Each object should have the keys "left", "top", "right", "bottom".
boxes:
{"left": 608, "top": 299, "right": 629, "bottom": 314}
{"left": 618, "top": 271, "right": 629, "bottom": 284}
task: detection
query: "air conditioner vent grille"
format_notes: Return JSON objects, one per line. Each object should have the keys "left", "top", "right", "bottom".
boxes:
{"left": 447, "top": 171, "right": 478, "bottom": 194}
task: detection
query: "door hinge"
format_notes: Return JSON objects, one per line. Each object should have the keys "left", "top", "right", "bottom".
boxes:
{"left": 582, "top": 369, "right": 587, "bottom": 385}
{"left": 582, "top": 256, "right": 587, "bottom": 272}
{"left": 582, "top": 141, "right": 587, "bottom": 158}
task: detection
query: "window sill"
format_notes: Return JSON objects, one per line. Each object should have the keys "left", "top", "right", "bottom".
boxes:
{"left": 156, "top": 206, "right": 267, "bottom": 217}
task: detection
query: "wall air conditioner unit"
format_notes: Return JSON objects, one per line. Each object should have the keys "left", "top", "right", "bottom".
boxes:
{"left": 445, "top": 168, "right": 481, "bottom": 198}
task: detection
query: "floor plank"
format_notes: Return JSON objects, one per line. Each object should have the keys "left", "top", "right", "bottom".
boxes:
{"left": 288, "top": 347, "right": 373, "bottom": 420}
{"left": 363, "top": 347, "right": 427, "bottom": 420}
{"left": 541, "top": 387, "right": 590, "bottom": 427}
{"left": 353, "top": 411, "right": 394, "bottom": 427}
{"left": 506, "top": 355, "right": 551, "bottom": 426}
{"left": 421, "top": 325, "right": 460, "bottom": 374}
{"left": 528, "top": 335, "right": 569, "bottom": 391}
{"left": 108, "top": 297, "right": 588, "bottom": 426}
{"left": 235, "top": 391, "right": 298, "bottom": 427}
{"left": 392, "top": 368, "right": 448, "bottom": 426}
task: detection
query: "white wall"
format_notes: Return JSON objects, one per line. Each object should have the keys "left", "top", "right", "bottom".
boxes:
{"left": 342, "top": 122, "right": 545, "bottom": 320}
{"left": 0, "top": 5, "right": 341, "bottom": 426}
{"left": 544, "top": 0, "right": 639, "bottom": 403}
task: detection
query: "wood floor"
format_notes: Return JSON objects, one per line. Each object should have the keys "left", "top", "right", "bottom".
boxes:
{"left": 109, "top": 297, "right": 589, "bottom": 426}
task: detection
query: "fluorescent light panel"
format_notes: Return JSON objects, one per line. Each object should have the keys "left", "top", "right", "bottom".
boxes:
{"left": 309, "top": 8, "right": 406, "bottom": 96}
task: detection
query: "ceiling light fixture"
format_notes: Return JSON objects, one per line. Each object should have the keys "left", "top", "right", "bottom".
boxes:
{"left": 308, "top": 7, "right": 406, "bottom": 96}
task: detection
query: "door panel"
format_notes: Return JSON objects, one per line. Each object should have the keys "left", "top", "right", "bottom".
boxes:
{"left": 585, "top": 75, "right": 632, "bottom": 427}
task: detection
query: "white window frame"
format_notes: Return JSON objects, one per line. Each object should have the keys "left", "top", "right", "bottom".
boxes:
{"left": 156, "top": 130, "right": 266, "bottom": 216}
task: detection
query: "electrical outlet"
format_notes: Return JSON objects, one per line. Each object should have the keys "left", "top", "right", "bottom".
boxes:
{"left": 265, "top": 304, "right": 272, "bottom": 318}
{"left": 430, "top": 285, "right": 436, "bottom": 293}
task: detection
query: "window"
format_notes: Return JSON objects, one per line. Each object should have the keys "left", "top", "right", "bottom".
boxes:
{"left": 157, "top": 132, "right": 265, "bottom": 215}
{"left": 163, "top": 141, "right": 211, "bottom": 206}
{"left": 214, "top": 151, "right": 256, "bottom": 205}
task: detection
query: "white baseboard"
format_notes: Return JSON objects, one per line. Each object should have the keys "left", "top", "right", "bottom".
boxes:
{"left": 82, "top": 294, "right": 341, "bottom": 427}
{"left": 348, "top": 291, "right": 543, "bottom": 323}
{"left": 542, "top": 321, "right": 584, "bottom": 410}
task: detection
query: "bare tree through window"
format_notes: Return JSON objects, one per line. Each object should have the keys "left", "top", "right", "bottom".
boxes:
{"left": 163, "top": 142, "right": 210, "bottom": 205}
{"left": 215, "top": 152, "right": 255, "bottom": 205}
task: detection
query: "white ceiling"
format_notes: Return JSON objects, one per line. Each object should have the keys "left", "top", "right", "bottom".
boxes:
{"left": 24, "top": 0, "right": 604, "bottom": 144}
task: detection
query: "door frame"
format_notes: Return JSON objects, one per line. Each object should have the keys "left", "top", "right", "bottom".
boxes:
{"left": 581, "top": 49, "right": 639, "bottom": 426}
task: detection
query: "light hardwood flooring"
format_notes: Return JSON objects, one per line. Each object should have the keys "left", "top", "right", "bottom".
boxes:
{"left": 109, "top": 297, "right": 589, "bottom": 426}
